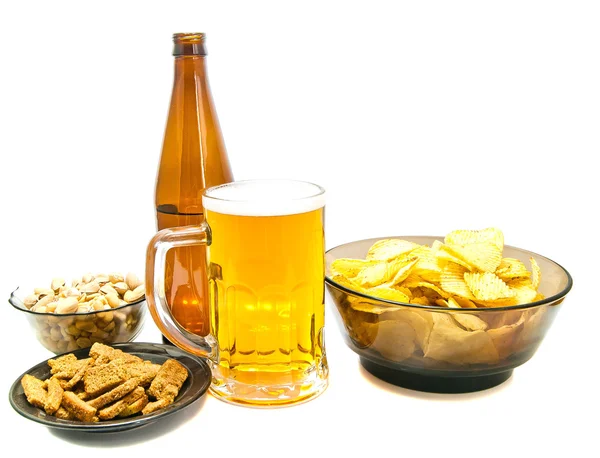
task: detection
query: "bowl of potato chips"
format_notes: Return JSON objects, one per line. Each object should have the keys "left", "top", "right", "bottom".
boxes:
{"left": 325, "top": 228, "right": 572, "bottom": 393}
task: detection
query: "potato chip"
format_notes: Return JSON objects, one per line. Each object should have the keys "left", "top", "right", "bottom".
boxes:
{"left": 350, "top": 301, "right": 402, "bottom": 314}
{"left": 404, "top": 275, "right": 450, "bottom": 299}
{"left": 495, "top": 258, "right": 531, "bottom": 281}
{"left": 354, "top": 257, "right": 412, "bottom": 288}
{"left": 411, "top": 246, "right": 443, "bottom": 283}
{"left": 331, "top": 258, "right": 378, "bottom": 278}
{"left": 440, "top": 263, "right": 476, "bottom": 300}
{"left": 452, "top": 296, "right": 477, "bottom": 308}
{"left": 464, "top": 272, "right": 514, "bottom": 302}
{"left": 444, "top": 241, "right": 502, "bottom": 273}
{"left": 507, "top": 278, "right": 538, "bottom": 305}
{"left": 388, "top": 309, "right": 434, "bottom": 351}
{"left": 452, "top": 313, "right": 488, "bottom": 331}
{"left": 331, "top": 274, "right": 366, "bottom": 293}
{"left": 371, "top": 320, "right": 416, "bottom": 362}
{"left": 530, "top": 257, "right": 541, "bottom": 290}
{"left": 445, "top": 227, "right": 504, "bottom": 250}
{"left": 389, "top": 256, "right": 419, "bottom": 285}
{"left": 424, "top": 314, "right": 499, "bottom": 365}
{"left": 396, "top": 286, "right": 413, "bottom": 299}
{"left": 330, "top": 227, "right": 544, "bottom": 317}
{"left": 447, "top": 297, "right": 461, "bottom": 308}
{"left": 410, "top": 297, "right": 431, "bottom": 306}
{"left": 366, "top": 239, "right": 420, "bottom": 262}
{"left": 366, "top": 285, "right": 411, "bottom": 304}
{"left": 516, "top": 308, "right": 547, "bottom": 347}
{"left": 435, "top": 244, "right": 474, "bottom": 271}
{"left": 350, "top": 321, "right": 379, "bottom": 347}
{"left": 487, "top": 314, "right": 526, "bottom": 359}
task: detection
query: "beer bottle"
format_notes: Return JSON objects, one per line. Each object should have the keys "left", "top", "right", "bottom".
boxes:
{"left": 155, "top": 33, "right": 233, "bottom": 339}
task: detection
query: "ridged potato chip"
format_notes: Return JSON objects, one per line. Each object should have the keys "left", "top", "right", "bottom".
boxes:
{"left": 495, "top": 258, "right": 531, "bottom": 281}
{"left": 445, "top": 227, "right": 504, "bottom": 250}
{"left": 330, "top": 227, "right": 544, "bottom": 311}
{"left": 464, "top": 272, "right": 514, "bottom": 302}
{"left": 440, "top": 263, "right": 476, "bottom": 300}
{"left": 444, "top": 242, "right": 502, "bottom": 273}
{"left": 452, "top": 296, "right": 477, "bottom": 308}
{"left": 353, "top": 257, "right": 416, "bottom": 288}
{"left": 331, "top": 274, "right": 365, "bottom": 292}
{"left": 404, "top": 275, "right": 450, "bottom": 299}
{"left": 411, "top": 245, "right": 443, "bottom": 283}
{"left": 389, "top": 256, "right": 419, "bottom": 285}
{"left": 447, "top": 297, "right": 461, "bottom": 308}
{"left": 366, "top": 239, "right": 420, "bottom": 262}
{"left": 331, "top": 258, "right": 379, "bottom": 278}
{"left": 507, "top": 278, "right": 538, "bottom": 304}
{"left": 410, "top": 297, "right": 431, "bottom": 306}
{"left": 435, "top": 244, "right": 474, "bottom": 271}
{"left": 366, "top": 285, "right": 411, "bottom": 304}
{"left": 530, "top": 257, "right": 541, "bottom": 290}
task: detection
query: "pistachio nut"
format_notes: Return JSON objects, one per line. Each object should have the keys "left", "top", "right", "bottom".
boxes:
{"left": 51, "top": 278, "right": 66, "bottom": 292}
{"left": 80, "top": 281, "right": 100, "bottom": 293}
{"left": 100, "top": 284, "right": 118, "bottom": 296}
{"left": 124, "top": 284, "right": 145, "bottom": 303}
{"left": 55, "top": 297, "right": 79, "bottom": 314}
{"left": 125, "top": 272, "right": 142, "bottom": 291}
{"left": 23, "top": 294, "right": 39, "bottom": 309}
{"left": 109, "top": 273, "right": 124, "bottom": 284}
{"left": 113, "top": 282, "right": 129, "bottom": 295}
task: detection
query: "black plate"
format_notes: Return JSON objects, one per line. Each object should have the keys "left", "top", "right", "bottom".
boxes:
{"left": 8, "top": 342, "right": 211, "bottom": 433}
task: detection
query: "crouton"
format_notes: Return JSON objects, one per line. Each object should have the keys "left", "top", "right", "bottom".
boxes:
{"left": 21, "top": 374, "right": 47, "bottom": 409}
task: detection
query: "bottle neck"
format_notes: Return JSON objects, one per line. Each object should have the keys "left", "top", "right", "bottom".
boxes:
{"left": 173, "top": 55, "right": 208, "bottom": 79}
{"left": 173, "top": 38, "right": 206, "bottom": 57}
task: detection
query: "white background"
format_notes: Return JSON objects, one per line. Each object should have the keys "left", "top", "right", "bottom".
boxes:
{"left": 0, "top": 1, "right": 598, "bottom": 456}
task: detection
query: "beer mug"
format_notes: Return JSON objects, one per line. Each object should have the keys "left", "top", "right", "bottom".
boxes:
{"left": 146, "top": 180, "right": 329, "bottom": 406}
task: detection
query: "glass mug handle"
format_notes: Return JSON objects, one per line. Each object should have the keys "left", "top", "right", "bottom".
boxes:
{"left": 145, "top": 223, "right": 215, "bottom": 358}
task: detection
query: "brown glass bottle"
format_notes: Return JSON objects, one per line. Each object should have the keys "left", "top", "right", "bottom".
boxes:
{"left": 155, "top": 33, "right": 233, "bottom": 339}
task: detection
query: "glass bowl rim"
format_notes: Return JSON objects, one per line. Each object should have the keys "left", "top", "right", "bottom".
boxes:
{"left": 8, "top": 287, "right": 146, "bottom": 317}
{"left": 325, "top": 235, "right": 573, "bottom": 312}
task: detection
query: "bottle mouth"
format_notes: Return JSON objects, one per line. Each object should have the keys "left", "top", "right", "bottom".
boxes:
{"left": 173, "top": 33, "right": 206, "bottom": 56}
{"left": 173, "top": 33, "right": 205, "bottom": 43}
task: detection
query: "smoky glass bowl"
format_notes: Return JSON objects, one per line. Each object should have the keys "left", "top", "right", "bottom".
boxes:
{"left": 9, "top": 287, "right": 147, "bottom": 355}
{"left": 325, "top": 236, "right": 572, "bottom": 393}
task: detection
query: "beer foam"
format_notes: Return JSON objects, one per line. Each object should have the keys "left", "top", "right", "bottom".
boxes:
{"left": 203, "top": 180, "right": 326, "bottom": 216}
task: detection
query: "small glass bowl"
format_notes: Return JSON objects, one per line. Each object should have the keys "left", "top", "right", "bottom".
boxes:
{"left": 325, "top": 236, "right": 572, "bottom": 393}
{"left": 9, "top": 287, "right": 147, "bottom": 354}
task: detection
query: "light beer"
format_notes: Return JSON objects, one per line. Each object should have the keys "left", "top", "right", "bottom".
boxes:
{"left": 204, "top": 181, "right": 328, "bottom": 405}
{"left": 146, "top": 180, "right": 329, "bottom": 406}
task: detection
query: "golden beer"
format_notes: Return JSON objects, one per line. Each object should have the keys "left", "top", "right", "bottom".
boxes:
{"left": 206, "top": 207, "right": 326, "bottom": 403}
{"left": 146, "top": 180, "right": 329, "bottom": 406}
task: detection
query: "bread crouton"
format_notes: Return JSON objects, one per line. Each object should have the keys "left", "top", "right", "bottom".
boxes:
{"left": 21, "top": 374, "right": 47, "bottom": 409}
{"left": 97, "top": 386, "right": 146, "bottom": 420}
{"left": 62, "top": 391, "right": 97, "bottom": 422}
{"left": 147, "top": 359, "right": 188, "bottom": 402}
{"left": 87, "top": 377, "right": 140, "bottom": 409}
{"left": 44, "top": 378, "right": 63, "bottom": 415}
{"left": 84, "top": 361, "right": 127, "bottom": 397}
{"left": 117, "top": 393, "right": 149, "bottom": 417}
